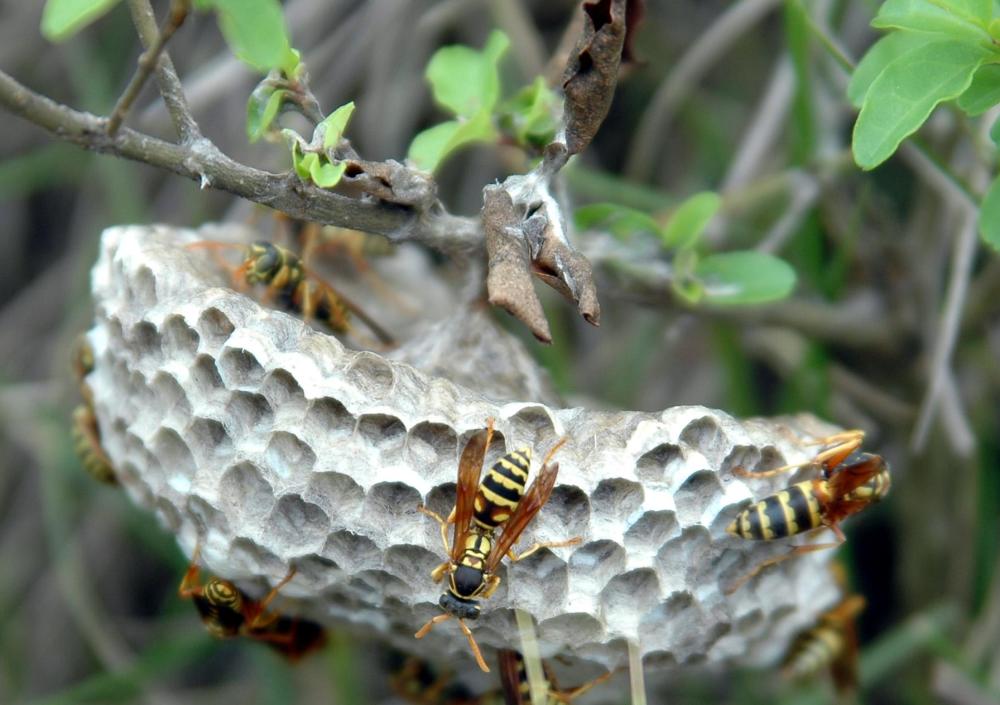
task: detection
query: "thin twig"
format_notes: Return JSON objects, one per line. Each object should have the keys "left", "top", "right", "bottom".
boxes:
{"left": 624, "top": 0, "right": 782, "bottom": 182}
{"left": 911, "top": 211, "right": 979, "bottom": 452}
{"left": 0, "top": 68, "right": 481, "bottom": 254}
{"left": 126, "top": 0, "right": 201, "bottom": 143}
{"left": 107, "top": 0, "right": 189, "bottom": 136}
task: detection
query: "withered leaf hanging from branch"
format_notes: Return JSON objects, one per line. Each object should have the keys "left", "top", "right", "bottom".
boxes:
{"left": 483, "top": 185, "right": 552, "bottom": 343}
{"left": 561, "top": 0, "right": 627, "bottom": 155}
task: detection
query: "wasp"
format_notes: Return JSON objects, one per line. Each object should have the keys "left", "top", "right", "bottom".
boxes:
{"left": 416, "top": 419, "right": 581, "bottom": 673}
{"left": 782, "top": 591, "right": 866, "bottom": 693}
{"left": 71, "top": 335, "right": 117, "bottom": 484}
{"left": 190, "top": 239, "right": 394, "bottom": 346}
{"left": 726, "top": 429, "right": 890, "bottom": 592}
{"left": 178, "top": 544, "right": 326, "bottom": 660}
{"left": 386, "top": 650, "right": 483, "bottom": 705}
{"left": 497, "top": 649, "right": 617, "bottom": 704}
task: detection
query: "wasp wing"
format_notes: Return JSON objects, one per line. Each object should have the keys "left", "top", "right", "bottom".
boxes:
{"left": 498, "top": 649, "right": 528, "bottom": 705}
{"left": 828, "top": 454, "right": 885, "bottom": 499}
{"left": 450, "top": 426, "right": 492, "bottom": 563}
{"left": 485, "top": 461, "right": 560, "bottom": 574}
{"left": 299, "top": 262, "right": 395, "bottom": 345}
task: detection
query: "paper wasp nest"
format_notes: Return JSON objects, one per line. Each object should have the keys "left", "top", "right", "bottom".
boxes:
{"left": 85, "top": 224, "right": 842, "bottom": 681}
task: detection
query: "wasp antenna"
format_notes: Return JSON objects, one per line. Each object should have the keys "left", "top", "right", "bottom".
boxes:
{"left": 414, "top": 613, "right": 451, "bottom": 640}
{"left": 541, "top": 436, "right": 568, "bottom": 468}
{"left": 456, "top": 618, "right": 490, "bottom": 673}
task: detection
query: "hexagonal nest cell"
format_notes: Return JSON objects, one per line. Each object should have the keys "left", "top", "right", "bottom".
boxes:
{"left": 84, "top": 224, "right": 847, "bottom": 685}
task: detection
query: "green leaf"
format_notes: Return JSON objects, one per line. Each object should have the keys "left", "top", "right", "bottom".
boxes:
{"left": 695, "top": 251, "right": 796, "bottom": 305}
{"left": 660, "top": 191, "right": 722, "bottom": 250}
{"left": 41, "top": 0, "right": 121, "bottom": 41}
{"left": 309, "top": 159, "right": 347, "bottom": 188}
{"left": 990, "top": 113, "right": 1000, "bottom": 142}
{"left": 407, "top": 111, "right": 497, "bottom": 172}
{"left": 873, "top": 0, "right": 992, "bottom": 41}
{"left": 319, "top": 101, "right": 356, "bottom": 148}
{"left": 671, "top": 248, "right": 703, "bottom": 304}
{"left": 978, "top": 173, "right": 1000, "bottom": 251}
{"left": 574, "top": 203, "right": 661, "bottom": 239}
{"left": 853, "top": 40, "right": 989, "bottom": 169}
{"left": 957, "top": 63, "right": 1000, "bottom": 115}
{"left": 498, "top": 76, "right": 560, "bottom": 148}
{"left": 202, "top": 0, "right": 294, "bottom": 74}
{"left": 425, "top": 30, "right": 509, "bottom": 118}
{"left": 848, "top": 32, "right": 936, "bottom": 109}
{"left": 246, "top": 86, "right": 287, "bottom": 142}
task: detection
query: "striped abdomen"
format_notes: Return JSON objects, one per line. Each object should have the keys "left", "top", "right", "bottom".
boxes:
{"left": 727, "top": 480, "right": 825, "bottom": 540}
{"left": 843, "top": 466, "right": 891, "bottom": 503}
{"left": 472, "top": 448, "right": 531, "bottom": 530}
{"left": 72, "top": 405, "right": 116, "bottom": 484}
{"left": 782, "top": 621, "right": 845, "bottom": 680}
{"left": 194, "top": 579, "right": 245, "bottom": 638}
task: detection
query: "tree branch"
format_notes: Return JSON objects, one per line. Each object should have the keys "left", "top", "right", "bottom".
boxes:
{"left": 0, "top": 68, "right": 482, "bottom": 253}
{"left": 108, "top": 0, "right": 189, "bottom": 136}
{"left": 126, "top": 0, "right": 201, "bottom": 143}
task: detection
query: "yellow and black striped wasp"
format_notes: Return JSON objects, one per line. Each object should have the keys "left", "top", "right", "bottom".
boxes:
{"left": 71, "top": 335, "right": 116, "bottom": 484}
{"left": 189, "top": 238, "right": 395, "bottom": 346}
{"left": 416, "top": 419, "right": 581, "bottom": 673}
{"left": 497, "top": 649, "right": 618, "bottom": 704}
{"left": 726, "top": 429, "right": 890, "bottom": 592}
{"left": 782, "top": 592, "right": 866, "bottom": 694}
{"left": 178, "top": 544, "right": 326, "bottom": 660}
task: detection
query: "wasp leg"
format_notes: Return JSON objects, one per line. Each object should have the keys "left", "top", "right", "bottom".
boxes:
{"left": 733, "top": 461, "right": 811, "bottom": 479}
{"left": 455, "top": 618, "right": 490, "bottom": 673}
{"left": 418, "top": 505, "right": 452, "bottom": 557}
{"left": 247, "top": 566, "right": 297, "bottom": 629}
{"left": 540, "top": 436, "right": 568, "bottom": 468}
{"left": 415, "top": 612, "right": 451, "bottom": 640}
{"left": 507, "top": 536, "right": 583, "bottom": 563}
{"left": 726, "top": 525, "right": 846, "bottom": 595}
{"left": 553, "top": 668, "right": 620, "bottom": 703}
{"left": 479, "top": 573, "right": 502, "bottom": 599}
{"left": 808, "top": 430, "right": 865, "bottom": 470}
{"left": 429, "top": 561, "right": 452, "bottom": 584}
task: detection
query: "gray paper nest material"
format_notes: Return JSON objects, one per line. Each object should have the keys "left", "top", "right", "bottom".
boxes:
{"left": 85, "top": 224, "right": 841, "bottom": 676}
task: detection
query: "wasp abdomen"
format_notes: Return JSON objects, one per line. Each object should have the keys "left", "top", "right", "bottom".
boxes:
{"left": 728, "top": 481, "right": 822, "bottom": 540}
{"left": 473, "top": 448, "right": 531, "bottom": 530}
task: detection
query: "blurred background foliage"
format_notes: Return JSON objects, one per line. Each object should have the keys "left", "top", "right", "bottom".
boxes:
{"left": 1, "top": 0, "right": 999, "bottom": 703}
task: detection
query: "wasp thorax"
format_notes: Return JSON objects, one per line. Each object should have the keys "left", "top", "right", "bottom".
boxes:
{"left": 452, "top": 564, "right": 484, "bottom": 597}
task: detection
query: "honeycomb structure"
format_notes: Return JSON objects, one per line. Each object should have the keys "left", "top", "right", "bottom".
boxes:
{"left": 85, "top": 224, "right": 843, "bottom": 679}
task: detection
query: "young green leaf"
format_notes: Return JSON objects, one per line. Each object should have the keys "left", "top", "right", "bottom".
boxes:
{"left": 574, "top": 203, "right": 661, "bottom": 239}
{"left": 957, "top": 63, "right": 1000, "bottom": 115}
{"left": 671, "top": 248, "right": 704, "bottom": 304}
{"left": 246, "top": 86, "right": 287, "bottom": 142}
{"left": 661, "top": 191, "right": 722, "bottom": 250}
{"left": 695, "top": 251, "right": 797, "bottom": 305}
{"left": 498, "top": 76, "right": 560, "bottom": 148}
{"left": 853, "top": 40, "right": 989, "bottom": 169}
{"left": 425, "top": 30, "right": 509, "bottom": 118}
{"left": 320, "top": 102, "right": 356, "bottom": 148}
{"left": 848, "top": 32, "right": 935, "bottom": 109}
{"left": 873, "top": 0, "right": 992, "bottom": 42}
{"left": 978, "top": 173, "right": 1000, "bottom": 251}
{"left": 407, "top": 111, "right": 496, "bottom": 172}
{"left": 41, "top": 0, "right": 122, "bottom": 41}
{"left": 202, "top": 0, "right": 294, "bottom": 74}
{"left": 308, "top": 159, "right": 347, "bottom": 188}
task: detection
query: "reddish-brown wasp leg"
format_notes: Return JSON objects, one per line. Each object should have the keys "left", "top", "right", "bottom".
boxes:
{"left": 247, "top": 566, "right": 298, "bottom": 629}
{"left": 726, "top": 525, "right": 846, "bottom": 595}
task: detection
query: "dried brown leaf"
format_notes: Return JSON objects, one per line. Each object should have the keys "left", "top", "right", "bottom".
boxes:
{"left": 561, "top": 0, "right": 627, "bottom": 155}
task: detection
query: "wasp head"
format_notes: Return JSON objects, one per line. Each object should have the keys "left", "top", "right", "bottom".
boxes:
{"left": 244, "top": 241, "right": 284, "bottom": 285}
{"left": 439, "top": 591, "right": 481, "bottom": 620}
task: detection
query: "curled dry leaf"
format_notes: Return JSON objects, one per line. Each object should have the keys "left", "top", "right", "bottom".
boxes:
{"left": 339, "top": 157, "right": 438, "bottom": 210}
{"left": 483, "top": 185, "right": 552, "bottom": 343}
{"left": 561, "top": 0, "right": 627, "bottom": 155}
